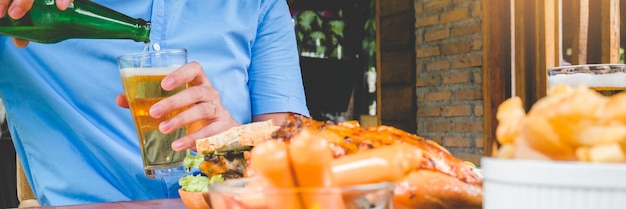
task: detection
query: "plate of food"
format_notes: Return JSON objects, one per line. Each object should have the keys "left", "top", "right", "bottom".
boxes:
{"left": 483, "top": 84, "right": 626, "bottom": 209}
{"left": 179, "top": 114, "right": 483, "bottom": 209}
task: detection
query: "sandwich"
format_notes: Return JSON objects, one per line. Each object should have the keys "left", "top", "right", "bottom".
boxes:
{"left": 195, "top": 119, "right": 278, "bottom": 179}
{"left": 179, "top": 119, "right": 279, "bottom": 192}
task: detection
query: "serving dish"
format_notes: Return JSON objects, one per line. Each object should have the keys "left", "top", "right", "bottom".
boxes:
{"left": 482, "top": 157, "right": 626, "bottom": 209}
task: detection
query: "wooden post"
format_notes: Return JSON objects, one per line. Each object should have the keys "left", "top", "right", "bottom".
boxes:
{"left": 570, "top": 0, "right": 589, "bottom": 65}
{"left": 601, "top": 0, "right": 620, "bottom": 63}
{"left": 514, "top": 0, "right": 560, "bottom": 110}
{"left": 482, "top": 0, "right": 512, "bottom": 156}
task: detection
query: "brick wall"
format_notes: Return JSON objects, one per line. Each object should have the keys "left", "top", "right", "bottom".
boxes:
{"left": 414, "top": 0, "right": 484, "bottom": 164}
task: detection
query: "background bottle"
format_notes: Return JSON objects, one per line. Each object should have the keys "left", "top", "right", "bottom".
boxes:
{"left": 0, "top": 0, "right": 150, "bottom": 43}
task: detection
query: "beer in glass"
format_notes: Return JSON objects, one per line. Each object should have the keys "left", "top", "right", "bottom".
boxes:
{"left": 548, "top": 64, "right": 626, "bottom": 96}
{"left": 117, "top": 48, "right": 187, "bottom": 178}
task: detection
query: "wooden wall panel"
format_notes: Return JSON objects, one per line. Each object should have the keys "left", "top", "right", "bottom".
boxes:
{"left": 380, "top": 0, "right": 412, "bottom": 17}
{"left": 381, "top": 86, "right": 413, "bottom": 121}
{"left": 376, "top": 0, "right": 415, "bottom": 133}
{"left": 482, "top": 0, "right": 511, "bottom": 156}
{"left": 380, "top": 49, "right": 413, "bottom": 85}
{"left": 601, "top": 0, "right": 620, "bottom": 63}
{"left": 379, "top": 12, "right": 413, "bottom": 49}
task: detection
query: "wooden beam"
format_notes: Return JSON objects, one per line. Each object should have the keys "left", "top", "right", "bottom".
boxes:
{"left": 514, "top": 0, "right": 559, "bottom": 110}
{"left": 601, "top": 0, "right": 620, "bottom": 63}
{"left": 375, "top": 0, "right": 382, "bottom": 125}
{"left": 482, "top": 0, "right": 511, "bottom": 156}
{"left": 535, "top": 0, "right": 561, "bottom": 91}
{"left": 621, "top": 0, "right": 626, "bottom": 61}
{"left": 571, "top": 0, "right": 589, "bottom": 65}
{"left": 513, "top": 0, "right": 530, "bottom": 109}
{"left": 588, "top": 0, "right": 602, "bottom": 63}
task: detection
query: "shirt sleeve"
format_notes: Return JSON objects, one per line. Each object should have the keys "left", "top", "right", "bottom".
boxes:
{"left": 248, "top": 0, "right": 310, "bottom": 117}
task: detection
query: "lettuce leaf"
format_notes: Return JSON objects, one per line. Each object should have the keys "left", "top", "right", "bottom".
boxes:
{"left": 183, "top": 150, "right": 204, "bottom": 170}
{"left": 179, "top": 174, "right": 225, "bottom": 193}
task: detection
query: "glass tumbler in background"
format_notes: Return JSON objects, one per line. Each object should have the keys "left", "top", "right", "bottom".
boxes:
{"left": 548, "top": 64, "right": 626, "bottom": 96}
{"left": 117, "top": 48, "right": 188, "bottom": 178}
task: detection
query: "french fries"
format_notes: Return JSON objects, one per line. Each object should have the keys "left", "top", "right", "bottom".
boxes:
{"left": 496, "top": 84, "right": 626, "bottom": 163}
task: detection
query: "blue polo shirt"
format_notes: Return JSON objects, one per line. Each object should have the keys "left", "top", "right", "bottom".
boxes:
{"left": 0, "top": 0, "right": 308, "bottom": 206}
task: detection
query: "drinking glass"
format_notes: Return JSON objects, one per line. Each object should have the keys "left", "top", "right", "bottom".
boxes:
{"left": 207, "top": 178, "right": 396, "bottom": 209}
{"left": 117, "top": 48, "right": 188, "bottom": 178}
{"left": 548, "top": 64, "right": 626, "bottom": 96}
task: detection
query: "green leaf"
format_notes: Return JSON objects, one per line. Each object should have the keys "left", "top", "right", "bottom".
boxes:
{"left": 310, "top": 31, "right": 326, "bottom": 40}
{"left": 179, "top": 174, "right": 210, "bottom": 192}
{"left": 178, "top": 174, "right": 225, "bottom": 193}
{"left": 330, "top": 20, "right": 345, "bottom": 38}
{"left": 297, "top": 10, "right": 320, "bottom": 31}
{"left": 183, "top": 150, "right": 204, "bottom": 170}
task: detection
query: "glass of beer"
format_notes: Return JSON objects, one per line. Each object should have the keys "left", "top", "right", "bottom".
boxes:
{"left": 548, "top": 64, "right": 626, "bottom": 96}
{"left": 117, "top": 48, "right": 188, "bottom": 178}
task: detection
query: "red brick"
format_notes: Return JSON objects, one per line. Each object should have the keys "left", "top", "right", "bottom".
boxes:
{"left": 416, "top": 62, "right": 425, "bottom": 73}
{"left": 417, "top": 46, "right": 440, "bottom": 58}
{"left": 453, "top": 55, "right": 482, "bottom": 68}
{"left": 475, "top": 136, "right": 484, "bottom": 148}
{"left": 474, "top": 104, "right": 484, "bottom": 116}
{"left": 443, "top": 136, "right": 470, "bottom": 147}
{"left": 415, "top": 3, "right": 424, "bottom": 13}
{"left": 418, "top": 106, "right": 441, "bottom": 117}
{"left": 417, "top": 92, "right": 426, "bottom": 103}
{"left": 456, "top": 89, "right": 482, "bottom": 100}
{"left": 427, "top": 121, "right": 452, "bottom": 132}
{"left": 426, "top": 60, "right": 451, "bottom": 71}
{"left": 472, "top": 38, "right": 483, "bottom": 51}
{"left": 441, "top": 8, "right": 469, "bottom": 24}
{"left": 425, "top": 91, "right": 451, "bottom": 102}
{"left": 424, "top": 0, "right": 451, "bottom": 11}
{"left": 451, "top": 22, "right": 481, "bottom": 37}
{"left": 442, "top": 72, "right": 470, "bottom": 84}
{"left": 417, "top": 121, "right": 426, "bottom": 132}
{"left": 454, "top": 121, "right": 484, "bottom": 133}
{"left": 425, "top": 28, "right": 450, "bottom": 42}
{"left": 416, "top": 75, "right": 440, "bottom": 87}
{"left": 443, "top": 105, "right": 471, "bottom": 117}
{"left": 443, "top": 41, "right": 471, "bottom": 55}
{"left": 471, "top": 2, "right": 482, "bottom": 17}
{"left": 474, "top": 72, "right": 482, "bottom": 83}
{"left": 416, "top": 15, "right": 439, "bottom": 28}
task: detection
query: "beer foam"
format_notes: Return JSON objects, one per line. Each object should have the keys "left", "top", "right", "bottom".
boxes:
{"left": 548, "top": 72, "right": 626, "bottom": 88}
{"left": 121, "top": 66, "right": 179, "bottom": 77}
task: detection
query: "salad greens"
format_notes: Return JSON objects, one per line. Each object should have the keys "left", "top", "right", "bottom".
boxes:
{"left": 179, "top": 150, "right": 225, "bottom": 192}
{"left": 179, "top": 174, "right": 224, "bottom": 192}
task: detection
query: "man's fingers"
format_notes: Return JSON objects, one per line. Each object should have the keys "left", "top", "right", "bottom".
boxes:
{"left": 0, "top": 0, "right": 9, "bottom": 18}
{"left": 12, "top": 38, "right": 29, "bottom": 48}
{"left": 116, "top": 94, "right": 130, "bottom": 108}
{"left": 162, "top": 62, "right": 212, "bottom": 91}
{"left": 56, "top": 0, "right": 73, "bottom": 10}
{"left": 7, "top": 0, "right": 33, "bottom": 19}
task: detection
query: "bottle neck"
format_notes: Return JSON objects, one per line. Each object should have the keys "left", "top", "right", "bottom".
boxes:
{"left": 0, "top": 0, "right": 152, "bottom": 43}
{"left": 131, "top": 20, "right": 151, "bottom": 43}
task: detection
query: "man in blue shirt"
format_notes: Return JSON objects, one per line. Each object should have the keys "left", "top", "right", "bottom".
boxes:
{"left": 0, "top": 0, "right": 309, "bottom": 206}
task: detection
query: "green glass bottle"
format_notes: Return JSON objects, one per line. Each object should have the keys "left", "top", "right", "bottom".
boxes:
{"left": 0, "top": 0, "right": 150, "bottom": 43}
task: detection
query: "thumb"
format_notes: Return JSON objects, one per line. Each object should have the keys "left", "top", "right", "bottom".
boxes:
{"left": 56, "top": 0, "right": 73, "bottom": 10}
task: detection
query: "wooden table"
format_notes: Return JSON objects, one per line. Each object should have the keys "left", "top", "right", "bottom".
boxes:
{"left": 16, "top": 198, "right": 187, "bottom": 209}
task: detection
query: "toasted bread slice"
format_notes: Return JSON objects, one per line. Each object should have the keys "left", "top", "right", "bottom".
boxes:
{"left": 239, "top": 125, "right": 280, "bottom": 146}
{"left": 195, "top": 120, "right": 277, "bottom": 154}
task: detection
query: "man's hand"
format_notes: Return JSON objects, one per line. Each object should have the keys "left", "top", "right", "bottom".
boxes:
{"left": 1, "top": 0, "right": 74, "bottom": 47}
{"left": 116, "top": 62, "right": 242, "bottom": 152}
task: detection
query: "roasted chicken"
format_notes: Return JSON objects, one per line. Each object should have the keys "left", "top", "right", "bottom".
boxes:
{"left": 270, "top": 114, "right": 483, "bottom": 209}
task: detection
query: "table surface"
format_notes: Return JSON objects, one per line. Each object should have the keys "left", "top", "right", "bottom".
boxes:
{"left": 18, "top": 198, "right": 186, "bottom": 209}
